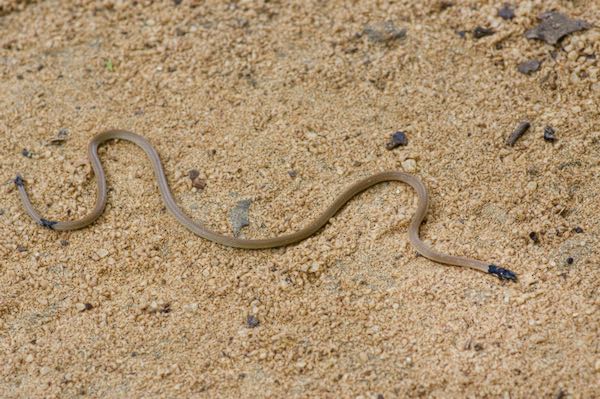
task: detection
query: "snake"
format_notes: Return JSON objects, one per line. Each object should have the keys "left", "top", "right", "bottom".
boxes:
{"left": 14, "top": 129, "right": 516, "bottom": 281}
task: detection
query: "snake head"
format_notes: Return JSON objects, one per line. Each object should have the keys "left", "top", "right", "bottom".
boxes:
{"left": 39, "top": 218, "right": 57, "bottom": 230}
{"left": 14, "top": 175, "right": 24, "bottom": 187}
{"left": 488, "top": 264, "right": 517, "bottom": 282}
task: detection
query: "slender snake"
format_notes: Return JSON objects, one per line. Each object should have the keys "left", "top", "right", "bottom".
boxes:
{"left": 14, "top": 129, "right": 516, "bottom": 281}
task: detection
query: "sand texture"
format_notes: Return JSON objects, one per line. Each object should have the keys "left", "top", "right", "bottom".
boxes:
{"left": 1, "top": 0, "right": 599, "bottom": 397}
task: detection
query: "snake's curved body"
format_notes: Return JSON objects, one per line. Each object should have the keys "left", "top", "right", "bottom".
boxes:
{"left": 15, "top": 130, "right": 516, "bottom": 281}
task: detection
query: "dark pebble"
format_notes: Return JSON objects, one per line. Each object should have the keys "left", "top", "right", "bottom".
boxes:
{"left": 517, "top": 59, "right": 541, "bottom": 74}
{"left": 566, "top": 257, "right": 574, "bottom": 265}
{"left": 17, "top": 245, "right": 27, "bottom": 252}
{"left": 543, "top": 126, "right": 556, "bottom": 142}
{"left": 473, "top": 343, "right": 484, "bottom": 351}
{"left": 246, "top": 315, "right": 260, "bottom": 328}
{"left": 173, "top": 0, "right": 182, "bottom": 4}
{"left": 288, "top": 170, "right": 297, "bottom": 178}
{"left": 498, "top": 3, "right": 515, "bottom": 20}
{"left": 83, "top": 303, "right": 93, "bottom": 311}
{"left": 456, "top": 30, "right": 466, "bottom": 38}
{"left": 473, "top": 26, "right": 494, "bottom": 39}
{"left": 529, "top": 232, "right": 539, "bottom": 244}
{"left": 0, "top": 209, "right": 4, "bottom": 216}
{"left": 573, "top": 226, "right": 583, "bottom": 233}
{"left": 386, "top": 131, "right": 408, "bottom": 150}
{"left": 17, "top": 74, "right": 23, "bottom": 80}
{"left": 188, "top": 169, "right": 200, "bottom": 180}
{"left": 21, "top": 148, "right": 32, "bottom": 158}
{"left": 525, "top": 12, "right": 590, "bottom": 45}
{"left": 60, "top": 239, "right": 70, "bottom": 246}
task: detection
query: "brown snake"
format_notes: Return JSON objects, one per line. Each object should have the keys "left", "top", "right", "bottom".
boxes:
{"left": 15, "top": 129, "right": 516, "bottom": 281}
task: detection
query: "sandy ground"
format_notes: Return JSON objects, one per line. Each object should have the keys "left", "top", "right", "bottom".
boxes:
{"left": 1, "top": 0, "right": 599, "bottom": 397}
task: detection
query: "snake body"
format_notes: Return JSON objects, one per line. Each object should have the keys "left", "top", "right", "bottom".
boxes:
{"left": 15, "top": 130, "right": 516, "bottom": 281}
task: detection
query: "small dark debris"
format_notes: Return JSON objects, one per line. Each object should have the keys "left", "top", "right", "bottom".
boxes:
{"left": 60, "top": 239, "right": 69, "bottom": 246}
{"left": 21, "top": 148, "right": 32, "bottom": 158}
{"left": 573, "top": 226, "right": 583, "bottom": 233}
{"left": 83, "top": 303, "right": 93, "bottom": 311}
{"left": 498, "top": 3, "right": 515, "bottom": 20}
{"left": 473, "top": 26, "right": 494, "bottom": 39}
{"left": 0, "top": 209, "right": 4, "bottom": 215}
{"left": 17, "top": 245, "right": 27, "bottom": 253}
{"left": 543, "top": 126, "right": 556, "bottom": 142}
{"left": 473, "top": 343, "right": 484, "bottom": 351}
{"left": 506, "top": 121, "right": 531, "bottom": 146}
{"left": 134, "top": 108, "right": 144, "bottom": 116}
{"left": 37, "top": 64, "right": 44, "bottom": 71}
{"left": 377, "top": 395, "right": 385, "bottom": 399}
{"left": 364, "top": 21, "right": 407, "bottom": 44}
{"left": 16, "top": 74, "right": 23, "bottom": 80}
{"left": 529, "top": 232, "right": 539, "bottom": 244}
{"left": 288, "top": 170, "right": 297, "bottom": 178}
{"left": 188, "top": 169, "right": 199, "bottom": 180}
{"left": 566, "top": 257, "right": 574, "bottom": 265}
{"left": 131, "top": 352, "right": 138, "bottom": 357}
{"left": 525, "top": 12, "right": 590, "bottom": 45}
{"left": 386, "top": 131, "right": 408, "bottom": 150}
{"left": 518, "top": 59, "right": 541, "bottom": 75}
{"left": 246, "top": 314, "right": 260, "bottom": 328}
{"left": 456, "top": 30, "right": 466, "bottom": 38}
{"left": 173, "top": 0, "right": 182, "bottom": 5}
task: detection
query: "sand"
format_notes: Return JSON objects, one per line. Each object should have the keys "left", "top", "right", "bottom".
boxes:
{"left": 1, "top": 0, "right": 599, "bottom": 397}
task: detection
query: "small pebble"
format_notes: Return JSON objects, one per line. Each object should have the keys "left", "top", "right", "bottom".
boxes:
{"left": 518, "top": 60, "right": 541, "bottom": 75}
{"left": 498, "top": 3, "right": 515, "bottom": 20}
{"left": 288, "top": 170, "right": 297, "bottom": 178}
{"left": 526, "top": 181, "right": 537, "bottom": 191}
{"left": 60, "top": 239, "right": 69, "bottom": 246}
{"left": 96, "top": 248, "right": 109, "bottom": 259}
{"left": 16, "top": 245, "right": 27, "bottom": 252}
{"left": 473, "top": 26, "right": 494, "bottom": 39}
{"left": 386, "top": 131, "right": 408, "bottom": 150}
{"left": 21, "top": 149, "right": 32, "bottom": 158}
{"left": 573, "top": 226, "right": 583, "bottom": 233}
{"left": 529, "top": 232, "right": 539, "bottom": 244}
{"left": 401, "top": 159, "right": 417, "bottom": 172}
{"left": 543, "top": 126, "right": 556, "bottom": 142}
{"left": 246, "top": 315, "right": 260, "bottom": 328}
{"left": 364, "top": 21, "right": 407, "bottom": 43}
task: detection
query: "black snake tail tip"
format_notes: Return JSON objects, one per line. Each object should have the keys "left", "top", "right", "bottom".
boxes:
{"left": 14, "top": 175, "right": 24, "bottom": 187}
{"left": 488, "top": 264, "right": 517, "bottom": 282}
{"left": 39, "top": 218, "right": 57, "bottom": 230}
